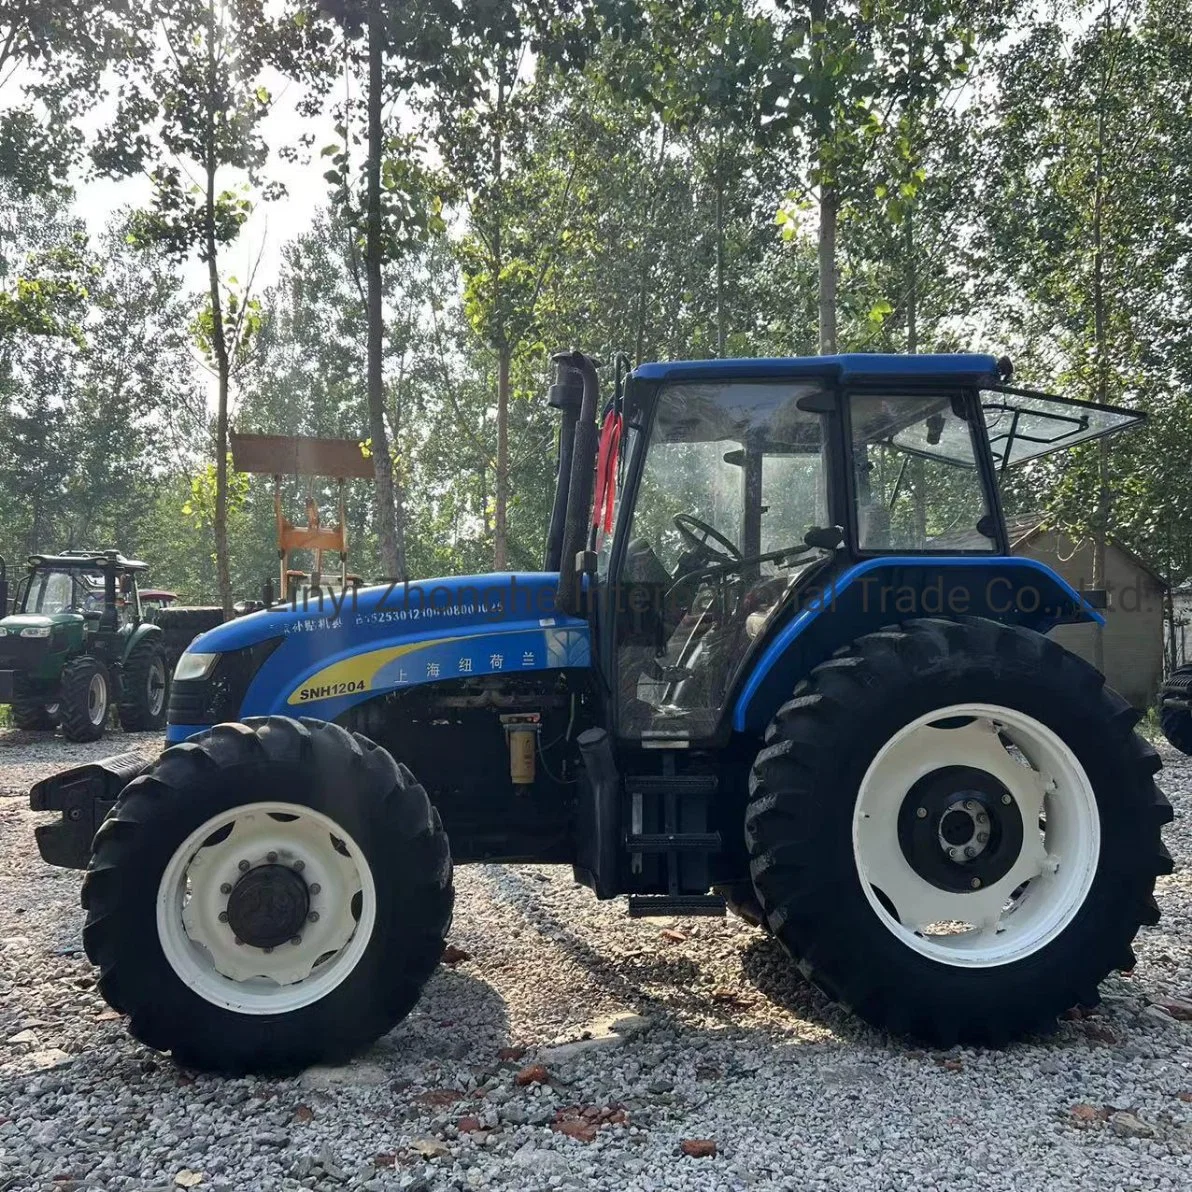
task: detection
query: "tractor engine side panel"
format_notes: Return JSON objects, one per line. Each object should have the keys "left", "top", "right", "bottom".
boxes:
{"left": 336, "top": 671, "right": 597, "bottom": 863}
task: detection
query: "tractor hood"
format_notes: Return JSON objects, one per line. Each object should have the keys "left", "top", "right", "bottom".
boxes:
{"left": 0, "top": 612, "right": 77, "bottom": 635}
{"left": 168, "top": 573, "right": 592, "bottom": 738}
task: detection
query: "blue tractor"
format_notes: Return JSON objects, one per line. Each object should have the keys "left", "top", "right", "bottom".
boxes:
{"left": 31, "top": 352, "right": 1172, "bottom": 1072}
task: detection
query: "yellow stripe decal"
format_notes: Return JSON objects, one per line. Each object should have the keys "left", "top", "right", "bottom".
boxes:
{"left": 287, "top": 634, "right": 490, "bottom": 705}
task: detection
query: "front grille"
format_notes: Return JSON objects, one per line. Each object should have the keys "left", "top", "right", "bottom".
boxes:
{"left": 0, "top": 637, "right": 50, "bottom": 668}
{"left": 168, "top": 678, "right": 214, "bottom": 723}
{"left": 167, "top": 637, "right": 284, "bottom": 725}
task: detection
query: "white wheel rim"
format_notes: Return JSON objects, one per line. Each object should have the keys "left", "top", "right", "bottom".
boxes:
{"left": 88, "top": 673, "right": 107, "bottom": 724}
{"left": 156, "top": 802, "right": 376, "bottom": 1014}
{"left": 852, "top": 703, "right": 1100, "bottom": 968}
{"left": 147, "top": 658, "right": 166, "bottom": 716}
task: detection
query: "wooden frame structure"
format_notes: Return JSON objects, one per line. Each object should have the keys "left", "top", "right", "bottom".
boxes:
{"left": 230, "top": 433, "right": 374, "bottom": 600}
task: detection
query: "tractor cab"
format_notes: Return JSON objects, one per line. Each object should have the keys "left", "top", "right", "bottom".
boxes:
{"left": 548, "top": 353, "right": 1142, "bottom": 747}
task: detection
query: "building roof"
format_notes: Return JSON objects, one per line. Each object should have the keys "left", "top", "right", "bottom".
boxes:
{"left": 1009, "top": 515, "right": 1168, "bottom": 588}
{"left": 632, "top": 353, "right": 1001, "bottom": 386}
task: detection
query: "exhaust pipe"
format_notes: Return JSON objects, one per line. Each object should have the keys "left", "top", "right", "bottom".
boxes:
{"left": 553, "top": 351, "right": 601, "bottom": 617}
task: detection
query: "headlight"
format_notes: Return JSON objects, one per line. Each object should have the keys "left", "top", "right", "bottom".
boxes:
{"left": 174, "top": 652, "right": 219, "bottom": 681}
{"left": 19, "top": 626, "right": 51, "bottom": 638}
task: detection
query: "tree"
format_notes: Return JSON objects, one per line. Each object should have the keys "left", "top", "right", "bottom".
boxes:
{"left": 110, "top": 0, "right": 284, "bottom": 614}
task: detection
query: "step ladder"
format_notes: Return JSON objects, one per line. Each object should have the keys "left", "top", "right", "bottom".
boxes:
{"left": 623, "top": 765, "right": 725, "bottom": 917}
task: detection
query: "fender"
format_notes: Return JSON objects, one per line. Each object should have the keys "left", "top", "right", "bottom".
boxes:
{"left": 125, "top": 621, "right": 164, "bottom": 653}
{"left": 732, "top": 556, "right": 1104, "bottom": 735}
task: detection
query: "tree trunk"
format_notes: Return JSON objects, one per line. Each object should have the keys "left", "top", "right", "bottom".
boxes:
{"left": 1090, "top": 10, "right": 1111, "bottom": 674}
{"left": 491, "top": 66, "right": 508, "bottom": 571}
{"left": 811, "top": 0, "right": 837, "bottom": 355}
{"left": 365, "top": 0, "right": 404, "bottom": 580}
{"left": 494, "top": 347, "right": 511, "bottom": 570}
{"left": 714, "top": 130, "right": 726, "bottom": 357}
{"left": 203, "top": 11, "right": 232, "bottom": 618}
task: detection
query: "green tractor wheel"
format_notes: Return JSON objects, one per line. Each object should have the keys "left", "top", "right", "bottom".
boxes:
{"left": 118, "top": 639, "right": 169, "bottom": 732}
{"left": 11, "top": 676, "right": 57, "bottom": 731}
{"left": 59, "top": 656, "right": 111, "bottom": 742}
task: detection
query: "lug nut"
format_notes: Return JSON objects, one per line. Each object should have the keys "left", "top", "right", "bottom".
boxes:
{"left": 976, "top": 831, "right": 989, "bottom": 844}
{"left": 964, "top": 846, "right": 977, "bottom": 858}
{"left": 308, "top": 911, "right": 320, "bottom": 923}
{"left": 976, "top": 812, "right": 988, "bottom": 825}
{"left": 218, "top": 911, "right": 229, "bottom": 923}
{"left": 1001, "top": 793, "right": 1012, "bottom": 805}
{"left": 309, "top": 883, "right": 321, "bottom": 896}
{"left": 291, "top": 935, "right": 302, "bottom": 946}
{"left": 238, "top": 859, "right": 250, "bottom": 872}
{"left": 970, "top": 877, "right": 982, "bottom": 889}
{"left": 948, "top": 847, "right": 959, "bottom": 860}
{"left": 965, "top": 799, "right": 979, "bottom": 812}
{"left": 916, "top": 806, "right": 928, "bottom": 819}
{"left": 220, "top": 882, "right": 232, "bottom": 894}
{"left": 267, "top": 851, "right": 278, "bottom": 863}
{"left": 293, "top": 859, "right": 305, "bottom": 872}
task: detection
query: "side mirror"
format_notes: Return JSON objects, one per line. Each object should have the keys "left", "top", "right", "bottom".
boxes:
{"left": 804, "top": 525, "right": 844, "bottom": 550}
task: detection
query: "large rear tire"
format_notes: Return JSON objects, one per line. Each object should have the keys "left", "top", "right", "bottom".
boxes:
{"left": 59, "top": 656, "right": 110, "bottom": 742}
{"left": 745, "top": 617, "right": 1172, "bottom": 1046}
{"left": 118, "top": 638, "right": 169, "bottom": 731}
{"left": 81, "top": 716, "right": 453, "bottom": 1073}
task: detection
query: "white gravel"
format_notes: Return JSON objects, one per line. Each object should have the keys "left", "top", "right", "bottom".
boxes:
{"left": 2, "top": 725, "right": 1192, "bottom": 1191}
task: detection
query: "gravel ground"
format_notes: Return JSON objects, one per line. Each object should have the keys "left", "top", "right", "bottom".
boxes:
{"left": 2, "top": 726, "right": 1192, "bottom": 1192}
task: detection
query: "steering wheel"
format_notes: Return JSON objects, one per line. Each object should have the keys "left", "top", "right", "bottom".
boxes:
{"left": 673, "top": 513, "right": 742, "bottom": 563}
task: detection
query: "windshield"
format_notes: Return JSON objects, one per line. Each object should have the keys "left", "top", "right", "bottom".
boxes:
{"left": 627, "top": 380, "right": 828, "bottom": 569}
{"left": 21, "top": 569, "right": 103, "bottom": 614}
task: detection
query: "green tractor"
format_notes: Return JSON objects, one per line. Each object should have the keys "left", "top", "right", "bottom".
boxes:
{"left": 0, "top": 550, "right": 169, "bottom": 741}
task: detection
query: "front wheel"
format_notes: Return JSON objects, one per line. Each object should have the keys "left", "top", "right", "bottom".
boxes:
{"left": 59, "top": 656, "right": 110, "bottom": 742}
{"left": 81, "top": 717, "right": 453, "bottom": 1073}
{"left": 745, "top": 617, "right": 1172, "bottom": 1045}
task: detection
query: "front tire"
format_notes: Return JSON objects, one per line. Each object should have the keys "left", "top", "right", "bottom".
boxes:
{"left": 1159, "top": 665, "right": 1192, "bottom": 755}
{"left": 81, "top": 716, "right": 454, "bottom": 1073}
{"left": 745, "top": 617, "right": 1172, "bottom": 1045}
{"left": 59, "top": 656, "right": 110, "bottom": 742}
{"left": 11, "top": 676, "right": 56, "bottom": 731}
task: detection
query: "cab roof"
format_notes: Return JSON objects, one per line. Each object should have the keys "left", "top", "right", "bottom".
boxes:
{"left": 631, "top": 353, "right": 1002, "bottom": 386}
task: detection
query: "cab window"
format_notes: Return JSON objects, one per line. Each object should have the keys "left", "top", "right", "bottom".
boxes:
{"left": 849, "top": 392, "right": 995, "bottom": 552}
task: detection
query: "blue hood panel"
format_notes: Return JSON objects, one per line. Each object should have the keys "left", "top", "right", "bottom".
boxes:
{"left": 185, "top": 573, "right": 590, "bottom": 727}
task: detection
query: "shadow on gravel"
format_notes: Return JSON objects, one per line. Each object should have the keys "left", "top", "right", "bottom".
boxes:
{"left": 486, "top": 867, "right": 861, "bottom": 1043}
{"left": 738, "top": 934, "right": 864, "bottom": 1041}
{"left": 383, "top": 967, "right": 513, "bottom": 1061}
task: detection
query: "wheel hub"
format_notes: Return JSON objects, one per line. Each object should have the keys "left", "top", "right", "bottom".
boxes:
{"left": 898, "top": 765, "right": 1024, "bottom": 893}
{"left": 225, "top": 864, "right": 310, "bottom": 949}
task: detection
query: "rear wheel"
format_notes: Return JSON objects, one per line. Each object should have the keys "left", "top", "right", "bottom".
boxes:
{"left": 81, "top": 716, "right": 453, "bottom": 1073}
{"left": 745, "top": 617, "right": 1172, "bottom": 1045}
{"left": 118, "top": 638, "right": 169, "bottom": 731}
{"left": 59, "top": 656, "right": 110, "bottom": 742}
{"left": 11, "top": 676, "right": 56, "bottom": 731}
